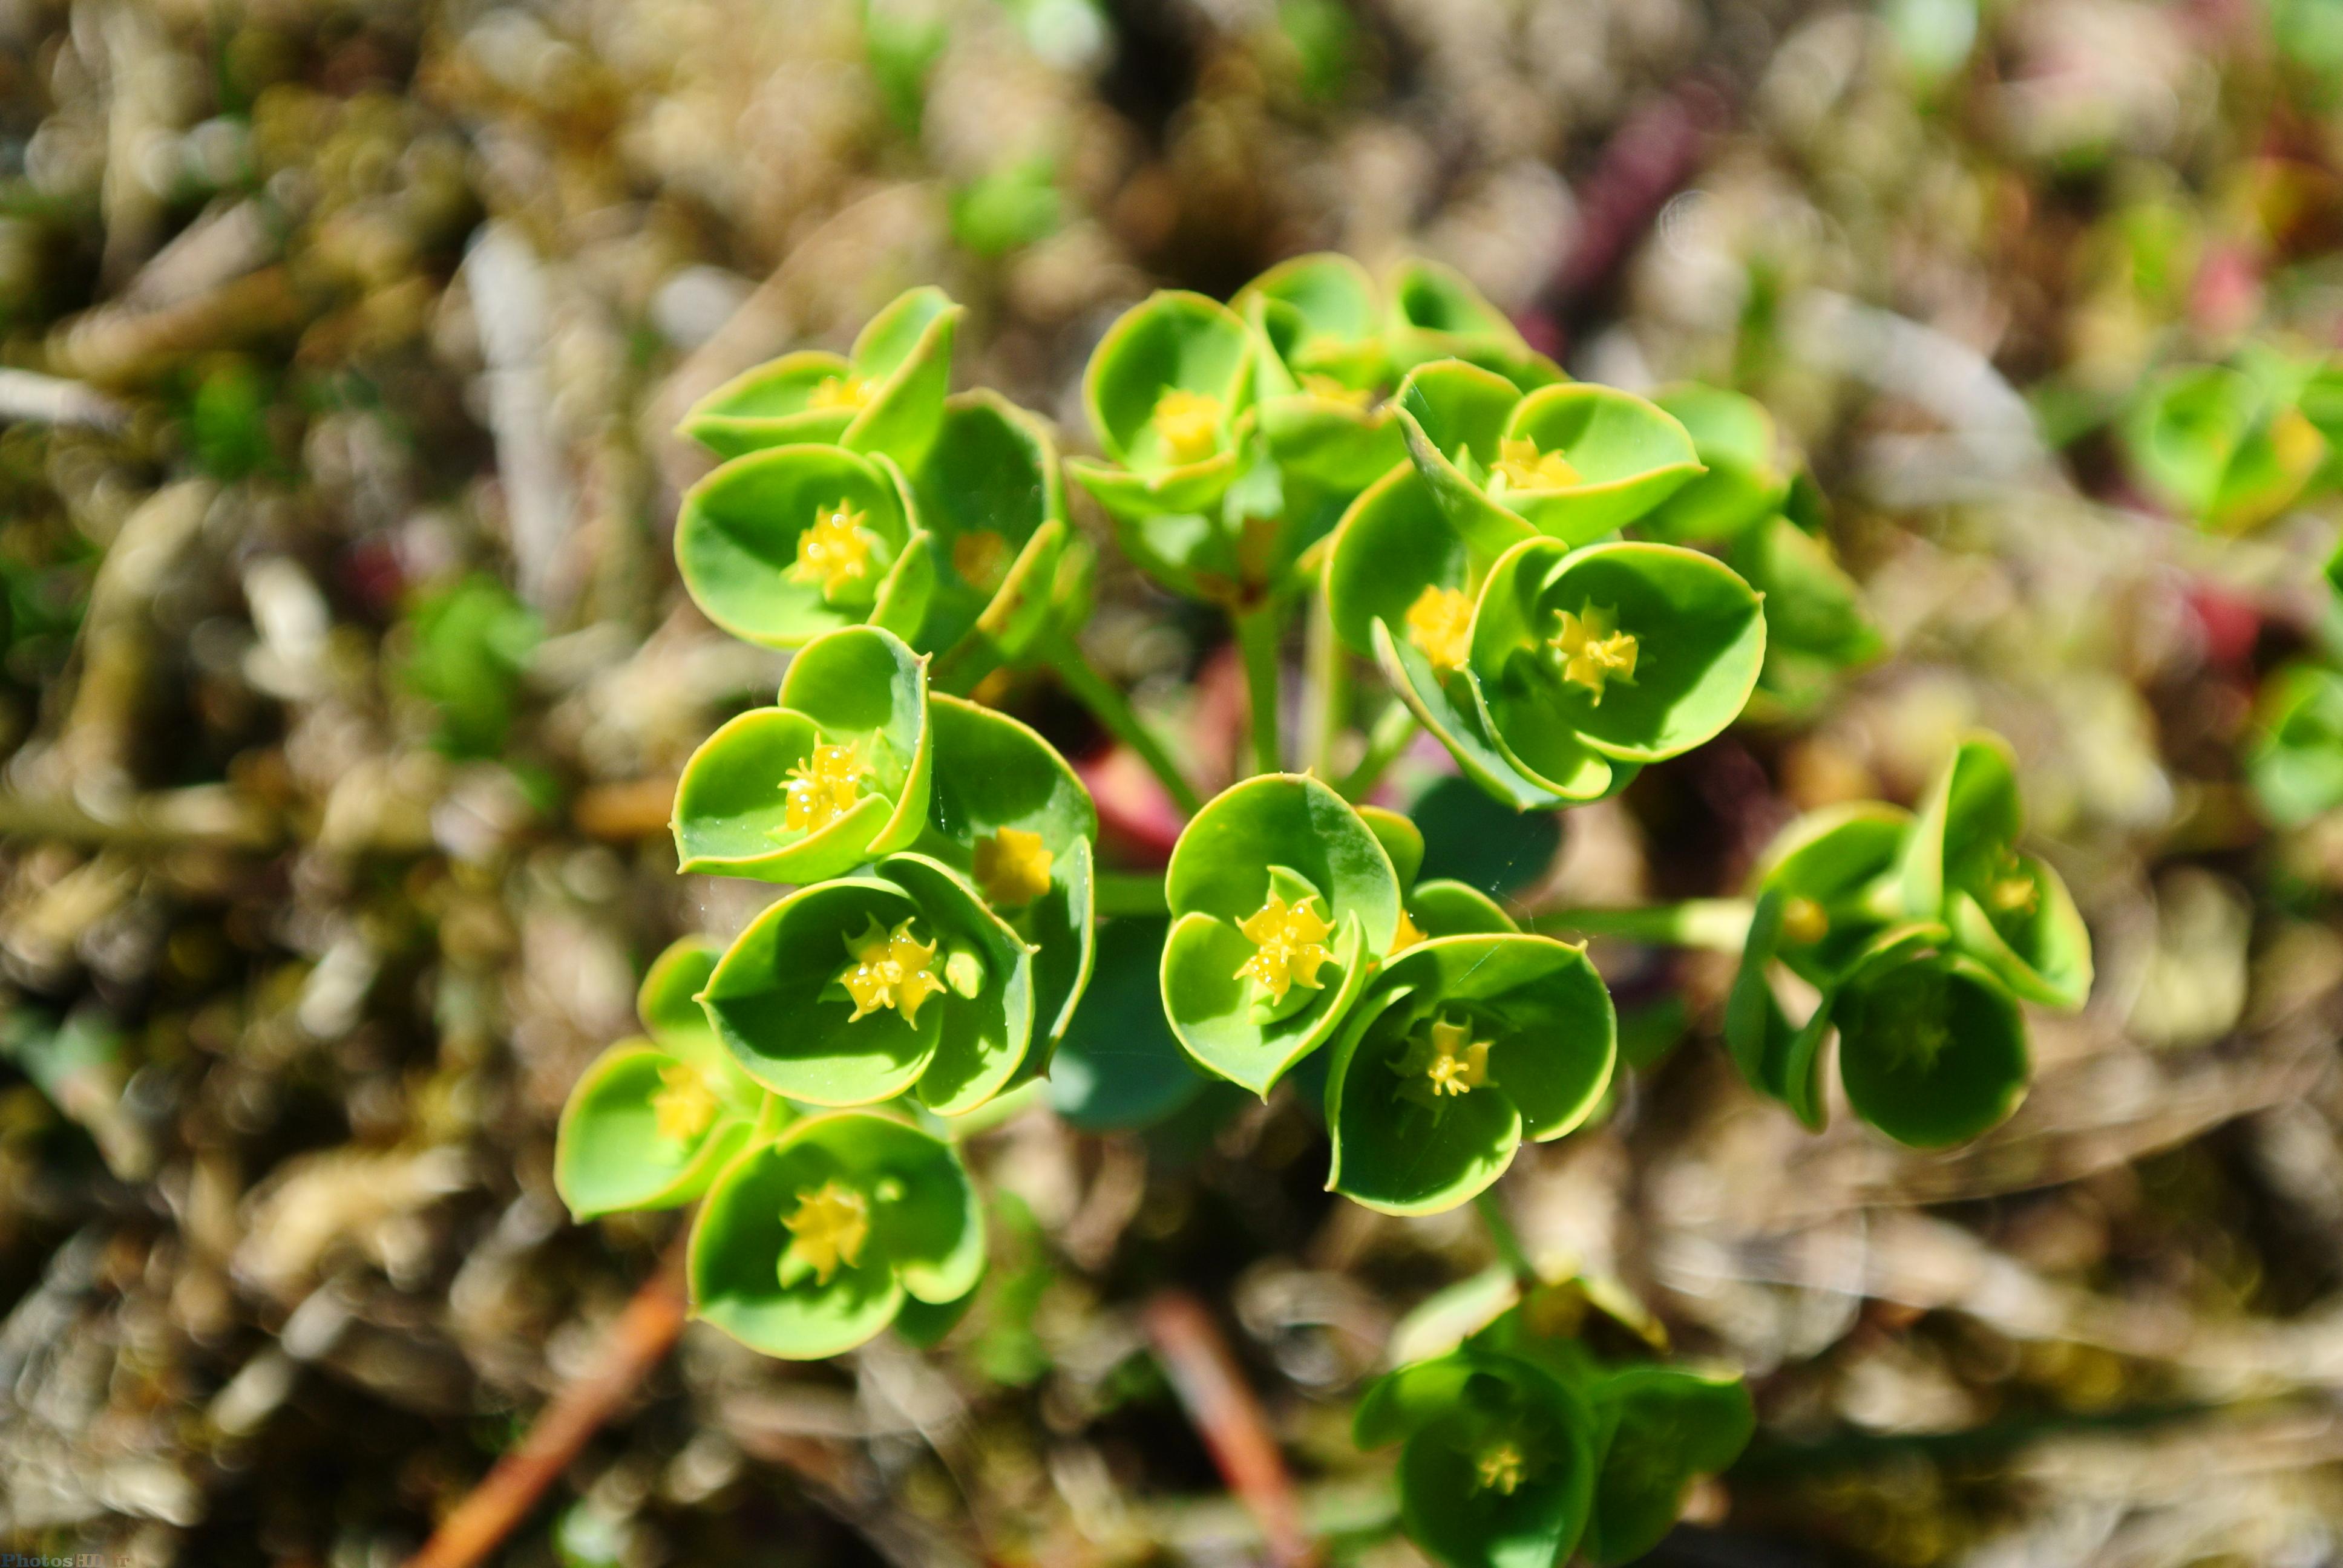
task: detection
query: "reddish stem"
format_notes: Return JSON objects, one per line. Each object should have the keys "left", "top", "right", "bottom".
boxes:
{"left": 1142, "top": 1290, "right": 1319, "bottom": 1568}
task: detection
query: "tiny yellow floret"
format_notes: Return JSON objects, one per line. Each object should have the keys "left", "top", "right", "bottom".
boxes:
{"left": 838, "top": 915, "right": 946, "bottom": 1024}
{"left": 1549, "top": 600, "right": 1639, "bottom": 704}
{"left": 790, "top": 501, "right": 876, "bottom": 600}
{"left": 1392, "top": 1013, "right": 1495, "bottom": 1111}
{"left": 1234, "top": 893, "right": 1336, "bottom": 1004}
{"left": 781, "top": 1180, "right": 871, "bottom": 1286}
{"left": 1475, "top": 1442, "right": 1527, "bottom": 1495}
{"left": 1404, "top": 584, "right": 1476, "bottom": 677}
{"left": 1299, "top": 372, "right": 1375, "bottom": 409}
{"left": 784, "top": 742, "right": 867, "bottom": 835}
{"left": 974, "top": 826, "right": 1055, "bottom": 909}
{"left": 1492, "top": 436, "right": 1581, "bottom": 492}
{"left": 806, "top": 373, "right": 870, "bottom": 412}
{"left": 1781, "top": 895, "right": 1830, "bottom": 947}
{"left": 650, "top": 1060, "right": 720, "bottom": 1145}
{"left": 1153, "top": 388, "right": 1225, "bottom": 464}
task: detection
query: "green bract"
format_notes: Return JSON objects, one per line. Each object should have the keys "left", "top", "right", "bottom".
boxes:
{"left": 703, "top": 850, "right": 1035, "bottom": 1116}
{"left": 1727, "top": 514, "right": 1883, "bottom": 713}
{"left": 1323, "top": 933, "right": 1615, "bottom": 1215}
{"left": 689, "top": 1111, "right": 983, "bottom": 1359}
{"left": 2121, "top": 362, "right": 2328, "bottom": 532}
{"left": 1578, "top": 1365, "right": 1755, "bottom": 1566}
{"left": 1470, "top": 537, "right": 1766, "bottom": 777}
{"left": 912, "top": 693, "right": 1098, "bottom": 1054}
{"left": 1639, "top": 385, "right": 1790, "bottom": 543}
{"left": 672, "top": 624, "right": 933, "bottom": 884}
{"left": 1237, "top": 253, "right": 1405, "bottom": 491}
{"left": 674, "top": 441, "right": 934, "bottom": 649}
{"left": 554, "top": 937, "right": 776, "bottom": 1218}
{"left": 1160, "top": 774, "right": 1402, "bottom": 1095}
{"left": 1355, "top": 803, "right": 1522, "bottom": 944}
{"left": 1067, "top": 290, "right": 1257, "bottom": 521}
{"left": 680, "top": 286, "right": 960, "bottom": 464}
{"left": 2249, "top": 662, "right": 2343, "bottom": 828}
{"left": 1384, "top": 258, "right": 1563, "bottom": 391}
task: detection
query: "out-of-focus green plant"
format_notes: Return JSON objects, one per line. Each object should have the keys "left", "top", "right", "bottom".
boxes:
{"left": 398, "top": 573, "right": 543, "bottom": 757}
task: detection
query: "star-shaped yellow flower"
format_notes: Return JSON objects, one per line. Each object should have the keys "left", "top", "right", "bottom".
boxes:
{"left": 806, "top": 373, "right": 870, "bottom": 412}
{"left": 650, "top": 1060, "right": 720, "bottom": 1145}
{"left": 1475, "top": 1442, "right": 1527, "bottom": 1495}
{"left": 790, "top": 500, "right": 876, "bottom": 599}
{"left": 1404, "top": 584, "right": 1476, "bottom": 676}
{"left": 1549, "top": 600, "right": 1638, "bottom": 704}
{"left": 838, "top": 915, "right": 946, "bottom": 1024}
{"left": 784, "top": 741, "right": 867, "bottom": 834}
{"left": 1234, "top": 892, "right": 1336, "bottom": 1004}
{"left": 1153, "top": 388, "right": 1225, "bottom": 465}
{"left": 1491, "top": 436, "right": 1581, "bottom": 492}
{"left": 973, "top": 826, "right": 1054, "bottom": 909}
{"left": 1392, "top": 1014, "right": 1495, "bottom": 1112}
{"left": 781, "top": 1180, "right": 870, "bottom": 1286}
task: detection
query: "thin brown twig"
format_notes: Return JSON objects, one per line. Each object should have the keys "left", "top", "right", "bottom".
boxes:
{"left": 403, "top": 1236, "right": 692, "bottom": 1568}
{"left": 1142, "top": 1289, "right": 1320, "bottom": 1568}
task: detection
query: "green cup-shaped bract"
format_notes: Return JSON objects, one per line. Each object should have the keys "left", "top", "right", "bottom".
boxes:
{"left": 1639, "top": 385, "right": 1789, "bottom": 543}
{"left": 1385, "top": 259, "right": 1562, "bottom": 392}
{"left": 913, "top": 693, "right": 1097, "bottom": 1053}
{"left": 2250, "top": 662, "right": 2343, "bottom": 828}
{"left": 672, "top": 624, "right": 934, "bottom": 884}
{"left": 1746, "top": 800, "right": 1913, "bottom": 987}
{"left": 703, "top": 852, "right": 1036, "bottom": 1116}
{"left": 1236, "top": 252, "right": 1389, "bottom": 388}
{"left": 555, "top": 937, "right": 775, "bottom": 1218}
{"left": 1355, "top": 803, "right": 1522, "bottom": 946}
{"left": 1470, "top": 538, "right": 1765, "bottom": 781}
{"left": 1835, "top": 952, "right": 2030, "bottom": 1147}
{"left": 1494, "top": 385, "right": 1704, "bottom": 543}
{"left": 1069, "top": 290, "right": 1257, "bottom": 521}
{"left": 1239, "top": 256, "right": 1404, "bottom": 492}
{"left": 688, "top": 1111, "right": 983, "bottom": 1360}
{"left": 1393, "top": 360, "right": 1554, "bottom": 556}
{"left": 906, "top": 390, "right": 1078, "bottom": 662}
{"left": 1728, "top": 515, "right": 1883, "bottom": 711}
{"left": 680, "top": 286, "right": 961, "bottom": 465}
{"left": 675, "top": 442, "right": 934, "bottom": 649}
{"left": 1161, "top": 774, "right": 1403, "bottom": 1095}
{"left": 2122, "top": 362, "right": 2328, "bottom": 532}
{"left": 1355, "top": 1347, "right": 1597, "bottom": 1568}
{"left": 1579, "top": 1365, "right": 1755, "bottom": 1567}
{"left": 1324, "top": 935, "right": 1614, "bottom": 1215}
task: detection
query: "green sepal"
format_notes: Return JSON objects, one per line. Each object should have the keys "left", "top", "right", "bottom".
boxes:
{"left": 674, "top": 443, "right": 933, "bottom": 648}
{"left": 680, "top": 287, "right": 962, "bottom": 463}
{"left": 2250, "top": 662, "right": 2343, "bottom": 828}
{"left": 1386, "top": 259, "right": 1563, "bottom": 390}
{"left": 1638, "top": 385, "right": 1789, "bottom": 543}
{"left": 1580, "top": 1365, "right": 1755, "bottom": 1567}
{"left": 1494, "top": 384, "right": 1704, "bottom": 543}
{"left": 1835, "top": 952, "right": 2029, "bottom": 1147}
{"left": 2122, "top": 362, "right": 2327, "bottom": 532}
{"left": 687, "top": 1110, "right": 984, "bottom": 1360}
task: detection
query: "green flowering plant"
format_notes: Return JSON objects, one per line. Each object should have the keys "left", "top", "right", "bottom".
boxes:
{"left": 671, "top": 624, "right": 934, "bottom": 884}
{"left": 1066, "top": 289, "right": 1259, "bottom": 526}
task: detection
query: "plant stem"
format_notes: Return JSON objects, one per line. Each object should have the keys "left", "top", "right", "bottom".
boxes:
{"left": 1473, "top": 1187, "right": 1538, "bottom": 1287}
{"left": 1334, "top": 701, "right": 1417, "bottom": 802}
{"left": 1233, "top": 601, "right": 1285, "bottom": 777}
{"left": 1093, "top": 870, "right": 1170, "bottom": 916}
{"left": 1527, "top": 898, "right": 1755, "bottom": 952}
{"left": 1045, "top": 636, "right": 1205, "bottom": 816}
{"left": 1305, "top": 590, "right": 1348, "bottom": 779}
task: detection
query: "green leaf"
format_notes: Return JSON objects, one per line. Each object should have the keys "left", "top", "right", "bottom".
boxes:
{"left": 638, "top": 936, "right": 721, "bottom": 1043}
{"left": 1357, "top": 804, "right": 1427, "bottom": 892}
{"left": 1325, "top": 982, "right": 1522, "bottom": 1215}
{"left": 681, "top": 287, "right": 962, "bottom": 464}
{"left": 1409, "top": 878, "right": 1521, "bottom": 939}
{"left": 1162, "top": 906, "right": 1374, "bottom": 1095}
{"left": 672, "top": 709, "right": 897, "bottom": 883}
{"left": 1236, "top": 252, "right": 1388, "bottom": 387}
{"left": 1728, "top": 514, "right": 1882, "bottom": 668}
{"left": 674, "top": 443, "right": 931, "bottom": 648}
{"left": 398, "top": 575, "right": 543, "bottom": 757}
{"left": 1948, "top": 854, "right": 2093, "bottom": 1012}
{"left": 1751, "top": 801, "right": 1912, "bottom": 984}
{"left": 1326, "top": 461, "right": 1524, "bottom": 658}
{"left": 1581, "top": 1365, "right": 1754, "bottom": 1567}
{"left": 1639, "top": 385, "right": 1789, "bottom": 543}
{"left": 2121, "top": 362, "right": 2327, "bottom": 532}
{"left": 1386, "top": 260, "right": 1562, "bottom": 391}
{"left": 1168, "top": 774, "right": 1403, "bottom": 948}
{"left": 1395, "top": 1354, "right": 1597, "bottom": 1568}
{"left": 1495, "top": 385, "right": 1704, "bottom": 542}
{"left": 1836, "top": 954, "right": 2028, "bottom": 1146}
{"left": 2250, "top": 662, "right": 2343, "bottom": 827}
{"left": 1896, "top": 733, "right": 2024, "bottom": 920}
{"left": 1394, "top": 361, "right": 1550, "bottom": 558}
{"left": 1048, "top": 916, "right": 1210, "bottom": 1131}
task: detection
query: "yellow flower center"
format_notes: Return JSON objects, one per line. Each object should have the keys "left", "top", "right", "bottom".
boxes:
{"left": 650, "top": 1060, "right": 720, "bottom": 1145}
{"left": 1234, "top": 892, "right": 1336, "bottom": 1004}
{"left": 1404, "top": 584, "right": 1476, "bottom": 677}
{"left": 1491, "top": 436, "right": 1581, "bottom": 492}
{"left": 1549, "top": 600, "right": 1638, "bottom": 704}
{"left": 784, "top": 742, "right": 867, "bottom": 834}
{"left": 1985, "top": 854, "right": 2039, "bottom": 917}
{"left": 1391, "top": 906, "right": 1427, "bottom": 953}
{"left": 1475, "top": 1442, "right": 1527, "bottom": 1495}
{"left": 838, "top": 915, "right": 946, "bottom": 1024}
{"left": 1781, "top": 895, "right": 1830, "bottom": 946}
{"left": 952, "top": 529, "right": 1012, "bottom": 592}
{"left": 2272, "top": 404, "right": 2325, "bottom": 478}
{"left": 973, "top": 826, "right": 1054, "bottom": 909}
{"left": 806, "top": 373, "right": 870, "bottom": 412}
{"left": 1153, "top": 388, "right": 1225, "bottom": 464}
{"left": 781, "top": 1180, "right": 871, "bottom": 1287}
{"left": 1392, "top": 1014, "right": 1495, "bottom": 1112}
{"left": 790, "top": 501, "right": 876, "bottom": 600}
{"left": 1299, "top": 372, "right": 1374, "bottom": 409}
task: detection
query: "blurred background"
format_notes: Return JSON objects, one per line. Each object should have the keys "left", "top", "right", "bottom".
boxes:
{"left": 7, "top": 0, "right": 2343, "bottom": 1563}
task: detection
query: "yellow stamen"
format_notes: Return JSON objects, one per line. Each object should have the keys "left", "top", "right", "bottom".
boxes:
{"left": 806, "top": 373, "right": 870, "bottom": 412}
{"left": 973, "top": 826, "right": 1054, "bottom": 909}
{"left": 1549, "top": 600, "right": 1638, "bottom": 704}
{"left": 1299, "top": 372, "right": 1374, "bottom": 409}
{"left": 650, "top": 1060, "right": 720, "bottom": 1145}
{"left": 838, "top": 915, "right": 946, "bottom": 1024}
{"left": 1391, "top": 907, "right": 1427, "bottom": 953}
{"left": 1475, "top": 1442, "right": 1527, "bottom": 1495}
{"left": 1404, "top": 584, "right": 1476, "bottom": 677}
{"left": 790, "top": 501, "right": 877, "bottom": 601}
{"left": 784, "top": 742, "right": 867, "bottom": 835}
{"left": 1392, "top": 1014, "right": 1495, "bottom": 1111}
{"left": 952, "top": 529, "right": 1011, "bottom": 592}
{"left": 1491, "top": 436, "right": 1581, "bottom": 492}
{"left": 1153, "top": 388, "right": 1225, "bottom": 464}
{"left": 1234, "top": 893, "right": 1336, "bottom": 1004}
{"left": 781, "top": 1180, "right": 870, "bottom": 1286}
